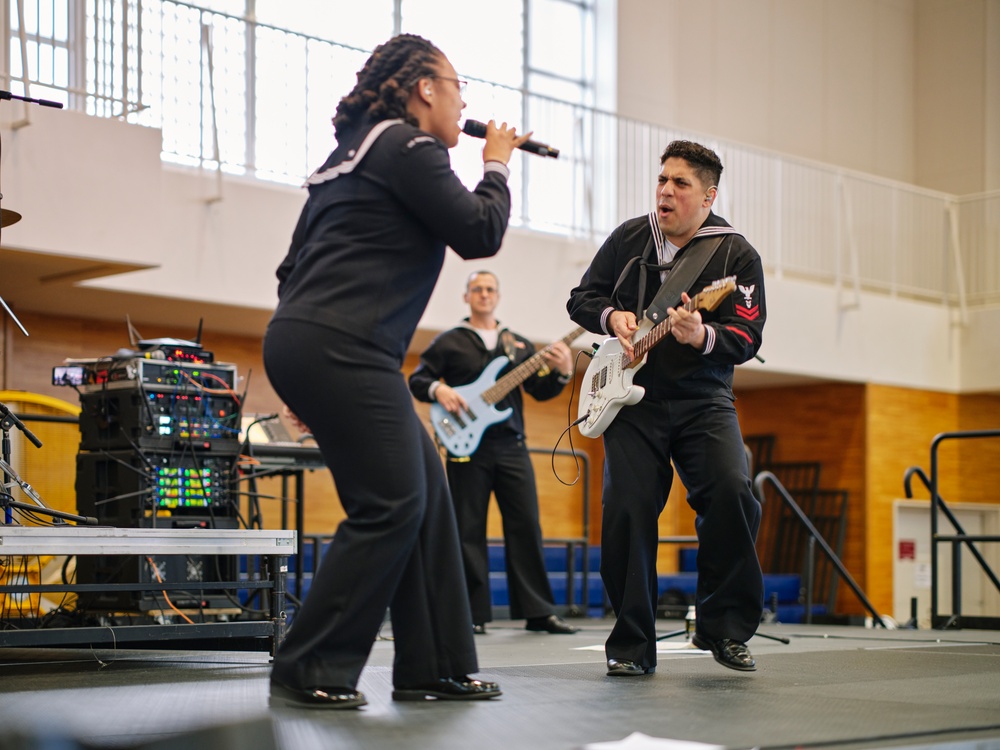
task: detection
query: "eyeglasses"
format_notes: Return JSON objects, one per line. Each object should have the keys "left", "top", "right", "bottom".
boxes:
{"left": 469, "top": 286, "right": 498, "bottom": 295}
{"left": 433, "top": 76, "right": 468, "bottom": 95}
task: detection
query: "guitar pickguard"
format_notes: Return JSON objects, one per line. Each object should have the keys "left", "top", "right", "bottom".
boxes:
{"left": 576, "top": 336, "right": 647, "bottom": 438}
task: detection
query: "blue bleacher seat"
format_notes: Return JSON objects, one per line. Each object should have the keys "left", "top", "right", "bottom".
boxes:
{"left": 294, "top": 540, "right": 817, "bottom": 625}
{"left": 678, "top": 547, "right": 698, "bottom": 572}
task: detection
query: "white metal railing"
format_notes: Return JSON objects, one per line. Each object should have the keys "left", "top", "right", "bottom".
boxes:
{"left": 5, "top": 0, "right": 999, "bottom": 309}
{"left": 955, "top": 191, "right": 1000, "bottom": 307}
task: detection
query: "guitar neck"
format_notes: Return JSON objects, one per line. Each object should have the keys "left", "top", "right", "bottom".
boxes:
{"left": 626, "top": 296, "right": 699, "bottom": 369}
{"left": 482, "top": 326, "right": 585, "bottom": 404}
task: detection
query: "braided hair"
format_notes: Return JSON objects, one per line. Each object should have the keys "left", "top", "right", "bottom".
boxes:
{"left": 333, "top": 34, "right": 443, "bottom": 138}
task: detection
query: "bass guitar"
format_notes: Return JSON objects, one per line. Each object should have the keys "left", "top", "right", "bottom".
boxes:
{"left": 430, "top": 326, "right": 585, "bottom": 456}
{"left": 576, "top": 276, "right": 737, "bottom": 438}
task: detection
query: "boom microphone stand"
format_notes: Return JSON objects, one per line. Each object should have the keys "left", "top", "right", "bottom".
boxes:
{"left": 1, "top": 87, "right": 65, "bottom": 337}
{"left": 0, "top": 90, "right": 64, "bottom": 109}
{"left": 0, "top": 90, "right": 88, "bottom": 524}
{"left": 1, "top": 133, "right": 31, "bottom": 337}
{"left": 0, "top": 292, "right": 29, "bottom": 337}
{"left": 1, "top": 402, "right": 96, "bottom": 525}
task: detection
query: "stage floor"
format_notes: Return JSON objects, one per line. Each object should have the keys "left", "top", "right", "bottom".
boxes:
{"left": 1, "top": 618, "right": 999, "bottom": 750}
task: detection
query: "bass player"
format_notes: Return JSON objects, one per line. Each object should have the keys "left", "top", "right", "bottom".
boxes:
{"left": 410, "top": 270, "right": 579, "bottom": 636}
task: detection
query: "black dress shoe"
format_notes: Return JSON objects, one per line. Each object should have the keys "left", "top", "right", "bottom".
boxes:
{"left": 525, "top": 614, "right": 580, "bottom": 634}
{"left": 606, "top": 658, "right": 655, "bottom": 676}
{"left": 473, "top": 623, "right": 487, "bottom": 635}
{"left": 392, "top": 676, "right": 502, "bottom": 701}
{"left": 691, "top": 633, "right": 756, "bottom": 672}
{"left": 269, "top": 680, "right": 367, "bottom": 709}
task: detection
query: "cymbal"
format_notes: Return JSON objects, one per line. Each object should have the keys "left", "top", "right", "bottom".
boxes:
{"left": 1, "top": 208, "right": 22, "bottom": 228}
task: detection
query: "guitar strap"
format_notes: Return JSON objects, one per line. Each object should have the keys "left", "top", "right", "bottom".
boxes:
{"left": 609, "top": 234, "right": 655, "bottom": 312}
{"left": 499, "top": 329, "right": 519, "bottom": 362}
{"left": 641, "top": 233, "right": 729, "bottom": 325}
{"left": 610, "top": 222, "right": 736, "bottom": 323}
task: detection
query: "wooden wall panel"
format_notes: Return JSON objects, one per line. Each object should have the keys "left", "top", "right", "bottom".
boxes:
{"left": 957, "top": 394, "right": 1000, "bottom": 504}
{"left": 865, "top": 385, "right": 962, "bottom": 617}
{"left": 734, "top": 383, "right": 868, "bottom": 614}
{"left": 861, "top": 386, "right": 1000, "bottom": 620}
{"left": 9, "top": 308, "right": 996, "bottom": 620}
{"left": 522, "top": 370, "right": 600, "bottom": 544}
{"left": 868, "top": 389, "right": 1000, "bottom": 625}
{"left": 866, "top": 385, "right": 958, "bottom": 613}
{"left": 2, "top": 312, "right": 596, "bottom": 548}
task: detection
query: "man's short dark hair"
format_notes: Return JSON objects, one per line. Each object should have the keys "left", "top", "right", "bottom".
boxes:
{"left": 660, "top": 140, "right": 723, "bottom": 189}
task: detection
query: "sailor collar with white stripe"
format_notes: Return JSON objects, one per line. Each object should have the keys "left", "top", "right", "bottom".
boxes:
{"left": 645, "top": 210, "right": 739, "bottom": 263}
{"left": 304, "top": 119, "right": 405, "bottom": 187}
{"left": 460, "top": 319, "right": 505, "bottom": 353}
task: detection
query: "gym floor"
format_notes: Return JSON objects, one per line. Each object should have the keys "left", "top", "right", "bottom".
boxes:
{"left": 1, "top": 618, "right": 999, "bottom": 750}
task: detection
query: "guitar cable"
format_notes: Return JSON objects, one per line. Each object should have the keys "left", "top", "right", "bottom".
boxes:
{"left": 546, "top": 348, "right": 600, "bottom": 487}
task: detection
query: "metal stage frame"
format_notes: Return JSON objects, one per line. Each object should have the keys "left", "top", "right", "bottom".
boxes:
{"left": 0, "top": 526, "right": 295, "bottom": 653}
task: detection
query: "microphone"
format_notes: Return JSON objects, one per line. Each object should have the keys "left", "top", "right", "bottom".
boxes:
{"left": 1, "top": 89, "right": 64, "bottom": 108}
{"left": 462, "top": 119, "right": 559, "bottom": 159}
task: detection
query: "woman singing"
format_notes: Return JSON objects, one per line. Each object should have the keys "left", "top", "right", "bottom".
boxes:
{"left": 263, "top": 34, "right": 529, "bottom": 709}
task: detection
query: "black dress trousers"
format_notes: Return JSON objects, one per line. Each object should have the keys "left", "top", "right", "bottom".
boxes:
{"left": 263, "top": 319, "right": 478, "bottom": 690}
{"left": 600, "top": 395, "right": 763, "bottom": 670}
{"left": 446, "top": 434, "right": 555, "bottom": 624}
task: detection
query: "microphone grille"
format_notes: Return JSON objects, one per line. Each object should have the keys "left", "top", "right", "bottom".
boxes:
{"left": 462, "top": 119, "right": 488, "bottom": 138}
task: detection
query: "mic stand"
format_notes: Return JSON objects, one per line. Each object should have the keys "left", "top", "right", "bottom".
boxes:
{"left": 0, "top": 116, "right": 29, "bottom": 337}
{"left": 0, "top": 402, "right": 96, "bottom": 525}
{"left": 1, "top": 400, "right": 42, "bottom": 450}
{"left": 0, "top": 89, "right": 66, "bottom": 109}
{"left": 656, "top": 598, "right": 789, "bottom": 645}
{"left": 655, "top": 625, "right": 790, "bottom": 645}
{"left": 2, "top": 88, "right": 62, "bottom": 336}
{"left": 0, "top": 293, "right": 30, "bottom": 337}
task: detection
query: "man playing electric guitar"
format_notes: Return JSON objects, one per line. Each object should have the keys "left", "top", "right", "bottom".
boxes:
{"left": 409, "top": 270, "right": 579, "bottom": 636}
{"left": 567, "top": 140, "right": 767, "bottom": 677}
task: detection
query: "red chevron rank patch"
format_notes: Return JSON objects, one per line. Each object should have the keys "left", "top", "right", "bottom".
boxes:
{"left": 735, "top": 305, "right": 759, "bottom": 321}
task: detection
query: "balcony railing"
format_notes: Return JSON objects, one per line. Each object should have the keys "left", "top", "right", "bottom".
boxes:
{"left": 4, "top": 0, "right": 998, "bottom": 309}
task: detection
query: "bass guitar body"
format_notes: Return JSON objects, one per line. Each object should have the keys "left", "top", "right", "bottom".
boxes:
{"left": 429, "top": 356, "right": 513, "bottom": 457}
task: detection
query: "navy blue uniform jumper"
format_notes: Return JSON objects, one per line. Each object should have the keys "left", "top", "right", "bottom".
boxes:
{"left": 409, "top": 323, "right": 568, "bottom": 624}
{"left": 264, "top": 117, "right": 511, "bottom": 692}
{"left": 567, "top": 211, "right": 767, "bottom": 671}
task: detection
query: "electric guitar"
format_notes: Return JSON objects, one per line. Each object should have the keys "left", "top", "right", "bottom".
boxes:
{"left": 576, "top": 276, "right": 737, "bottom": 438}
{"left": 430, "top": 326, "right": 585, "bottom": 457}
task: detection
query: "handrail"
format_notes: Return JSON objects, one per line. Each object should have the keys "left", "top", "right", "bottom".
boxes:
{"left": 926, "top": 430, "right": 1000, "bottom": 628}
{"left": 753, "top": 470, "right": 887, "bottom": 628}
{"left": 13, "top": 410, "right": 597, "bottom": 609}
{"left": 528, "top": 445, "right": 591, "bottom": 548}
{"left": 528, "top": 445, "right": 592, "bottom": 613}
{"left": 903, "top": 465, "right": 1000, "bottom": 598}
{"left": 300, "top": 445, "right": 595, "bottom": 613}
{"left": 5, "top": 3, "right": 1000, "bottom": 305}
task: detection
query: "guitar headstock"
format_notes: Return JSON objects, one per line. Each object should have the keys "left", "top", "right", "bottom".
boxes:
{"left": 692, "top": 275, "right": 737, "bottom": 312}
